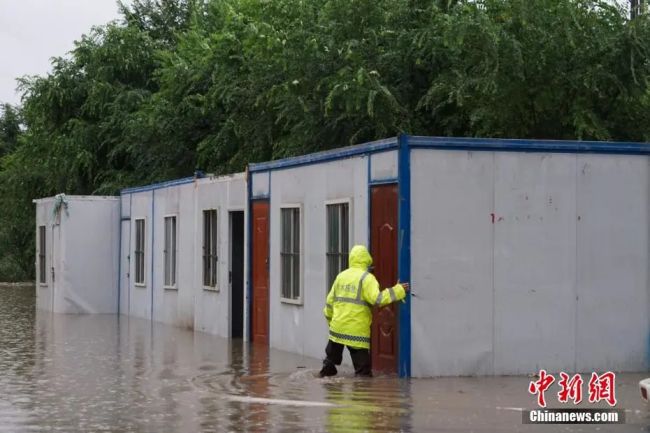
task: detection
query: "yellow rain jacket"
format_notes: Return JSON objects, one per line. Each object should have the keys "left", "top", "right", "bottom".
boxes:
{"left": 323, "top": 245, "right": 406, "bottom": 349}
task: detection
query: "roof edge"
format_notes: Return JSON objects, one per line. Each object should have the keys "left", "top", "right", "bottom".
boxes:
{"left": 248, "top": 137, "right": 398, "bottom": 173}
{"left": 121, "top": 176, "right": 197, "bottom": 195}
{"left": 408, "top": 136, "right": 650, "bottom": 155}
{"left": 33, "top": 195, "right": 119, "bottom": 204}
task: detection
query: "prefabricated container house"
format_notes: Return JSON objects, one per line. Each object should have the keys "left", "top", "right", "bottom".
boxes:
{"left": 118, "top": 173, "right": 247, "bottom": 338}
{"left": 247, "top": 136, "right": 650, "bottom": 377}
{"left": 35, "top": 135, "right": 650, "bottom": 377}
{"left": 33, "top": 195, "right": 120, "bottom": 314}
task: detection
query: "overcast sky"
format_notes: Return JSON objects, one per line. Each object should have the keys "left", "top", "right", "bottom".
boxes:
{"left": 0, "top": 0, "right": 125, "bottom": 106}
{"left": 0, "top": 0, "right": 632, "bottom": 107}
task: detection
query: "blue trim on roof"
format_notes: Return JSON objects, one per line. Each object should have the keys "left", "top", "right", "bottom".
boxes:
{"left": 398, "top": 134, "right": 412, "bottom": 378}
{"left": 248, "top": 137, "right": 398, "bottom": 173}
{"left": 408, "top": 136, "right": 650, "bottom": 155}
{"left": 121, "top": 176, "right": 196, "bottom": 195}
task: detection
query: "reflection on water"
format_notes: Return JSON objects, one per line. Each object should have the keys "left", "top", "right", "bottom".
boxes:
{"left": 1, "top": 286, "right": 649, "bottom": 433}
{"left": 0, "top": 286, "right": 412, "bottom": 432}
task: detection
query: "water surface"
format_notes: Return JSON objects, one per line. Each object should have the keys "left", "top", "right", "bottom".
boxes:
{"left": 0, "top": 286, "right": 648, "bottom": 432}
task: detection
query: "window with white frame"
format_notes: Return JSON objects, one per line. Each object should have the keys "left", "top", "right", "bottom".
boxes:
{"left": 203, "top": 209, "right": 218, "bottom": 288}
{"left": 163, "top": 216, "right": 177, "bottom": 288}
{"left": 326, "top": 202, "right": 349, "bottom": 291}
{"left": 281, "top": 207, "right": 301, "bottom": 301}
{"left": 38, "top": 225, "right": 46, "bottom": 284}
{"left": 135, "top": 219, "right": 146, "bottom": 285}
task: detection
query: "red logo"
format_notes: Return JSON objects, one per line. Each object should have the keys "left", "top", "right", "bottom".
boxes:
{"left": 588, "top": 372, "right": 617, "bottom": 406}
{"left": 528, "top": 369, "right": 555, "bottom": 407}
{"left": 557, "top": 372, "right": 583, "bottom": 404}
{"left": 529, "top": 370, "right": 616, "bottom": 407}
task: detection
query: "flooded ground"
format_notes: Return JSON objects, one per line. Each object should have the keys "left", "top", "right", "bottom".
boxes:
{"left": 0, "top": 285, "right": 648, "bottom": 432}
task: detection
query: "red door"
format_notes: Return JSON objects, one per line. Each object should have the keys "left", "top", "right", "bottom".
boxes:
{"left": 252, "top": 201, "right": 270, "bottom": 344}
{"left": 370, "top": 184, "right": 399, "bottom": 374}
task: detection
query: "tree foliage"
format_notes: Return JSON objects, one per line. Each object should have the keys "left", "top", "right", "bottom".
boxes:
{"left": 1, "top": 0, "right": 650, "bottom": 280}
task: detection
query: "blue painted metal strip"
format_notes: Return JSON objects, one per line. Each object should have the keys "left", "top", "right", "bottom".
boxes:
{"left": 408, "top": 136, "right": 650, "bottom": 155}
{"left": 121, "top": 176, "right": 196, "bottom": 195}
{"left": 249, "top": 137, "right": 398, "bottom": 173}
{"left": 398, "top": 134, "right": 412, "bottom": 377}
{"left": 150, "top": 189, "right": 155, "bottom": 321}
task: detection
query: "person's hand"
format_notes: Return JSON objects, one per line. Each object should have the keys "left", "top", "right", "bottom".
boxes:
{"left": 398, "top": 281, "right": 410, "bottom": 292}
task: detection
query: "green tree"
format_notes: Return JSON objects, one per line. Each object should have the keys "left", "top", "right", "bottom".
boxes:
{"left": 0, "top": 104, "right": 20, "bottom": 157}
{"left": 1, "top": 0, "right": 650, "bottom": 281}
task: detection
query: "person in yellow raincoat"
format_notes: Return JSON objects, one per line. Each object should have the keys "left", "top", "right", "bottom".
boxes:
{"left": 319, "top": 245, "right": 409, "bottom": 377}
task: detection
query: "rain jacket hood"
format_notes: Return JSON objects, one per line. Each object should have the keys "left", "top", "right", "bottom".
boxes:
{"left": 349, "top": 245, "right": 373, "bottom": 270}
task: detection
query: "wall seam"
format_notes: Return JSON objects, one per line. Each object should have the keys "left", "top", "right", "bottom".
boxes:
{"left": 117, "top": 197, "right": 122, "bottom": 315}
{"left": 151, "top": 190, "right": 155, "bottom": 321}
{"left": 128, "top": 194, "right": 132, "bottom": 316}
{"left": 574, "top": 154, "right": 579, "bottom": 373}
{"left": 647, "top": 156, "right": 650, "bottom": 370}
{"left": 491, "top": 152, "right": 496, "bottom": 375}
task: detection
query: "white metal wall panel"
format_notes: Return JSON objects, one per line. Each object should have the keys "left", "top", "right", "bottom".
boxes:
{"left": 411, "top": 148, "right": 648, "bottom": 377}
{"left": 120, "top": 193, "right": 131, "bottom": 218}
{"left": 34, "top": 199, "right": 54, "bottom": 311}
{"left": 252, "top": 171, "right": 269, "bottom": 198}
{"left": 61, "top": 198, "right": 120, "bottom": 314}
{"left": 34, "top": 197, "right": 119, "bottom": 314}
{"left": 370, "top": 150, "right": 398, "bottom": 181}
{"left": 493, "top": 153, "right": 577, "bottom": 374}
{"left": 153, "top": 185, "right": 182, "bottom": 326}
{"left": 575, "top": 155, "right": 649, "bottom": 372}
{"left": 194, "top": 174, "right": 247, "bottom": 338}
{"left": 175, "top": 182, "right": 197, "bottom": 330}
{"left": 119, "top": 219, "right": 130, "bottom": 315}
{"left": 129, "top": 191, "right": 153, "bottom": 320}
{"left": 268, "top": 156, "right": 369, "bottom": 361}
{"left": 410, "top": 150, "right": 495, "bottom": 376}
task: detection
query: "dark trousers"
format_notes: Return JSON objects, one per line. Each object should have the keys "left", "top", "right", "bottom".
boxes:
{"left": 319, "top": 340, "right": 372, "bottom": 377}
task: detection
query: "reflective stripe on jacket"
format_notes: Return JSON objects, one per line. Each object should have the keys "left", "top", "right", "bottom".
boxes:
{"left": 323, "top": 245, "right": 406, "bottom": 349}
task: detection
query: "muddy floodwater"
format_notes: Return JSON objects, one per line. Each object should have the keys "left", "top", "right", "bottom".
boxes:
{"left": 0, "top": 285, "right": 648, "bottom": 432}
